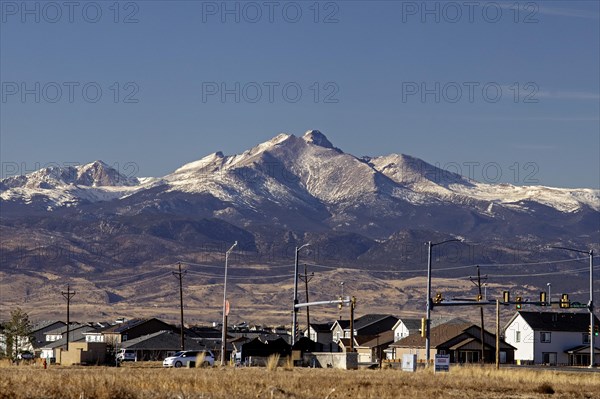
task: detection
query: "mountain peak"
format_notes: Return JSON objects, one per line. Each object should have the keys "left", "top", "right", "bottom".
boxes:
{"left": 302, "top": 130, "right": 334, "bottom": 149}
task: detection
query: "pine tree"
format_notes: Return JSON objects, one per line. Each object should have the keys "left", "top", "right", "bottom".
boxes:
{"left": 4, "top": 308, "right": 33, "bottom": 360}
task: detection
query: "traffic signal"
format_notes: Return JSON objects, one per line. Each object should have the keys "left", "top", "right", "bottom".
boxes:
{"left": 338, "top": 296, "right": 343, "bottom": 310}
{"left": 540, "top": 291, "right": 547, "bottom": 306}
{"left": 477, "top": 294, "right": 483, "bottom": 301}
{"left": 595, "top": 325, "right": 599, "bottom": 337}
{"left": 503, "top": 291, "right": 510, "bottom": 303}
{"left": 433, "top": 293, "right": 443, "bottom": 304}
{"left": 560, "top": 294, "right": 570, "bottom": 309}
{"left": 421, "top": 318, "right": 426, "bottom": 338}
{"left": 515, "top": 296, "right": 522, "bottom": 310}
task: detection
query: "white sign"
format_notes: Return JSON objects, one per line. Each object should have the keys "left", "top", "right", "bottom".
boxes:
{"left": 434, "top": 354, "right": 450, "bottom": 373}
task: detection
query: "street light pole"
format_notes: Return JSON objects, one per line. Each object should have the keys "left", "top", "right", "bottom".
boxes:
{"left": 425, "top": 241, "right": 433, "bottom": 365}
{"left": 221, "top": 241, "right": 238, "bottom": 366}
{"left": 292, "top": 243, "right": 310, "bottom": 345}
{"left": 425, "top": 238, "right": 462, "bottom": 365}
{"left": 552, "top": 246, "right": 595, "bottom": 368}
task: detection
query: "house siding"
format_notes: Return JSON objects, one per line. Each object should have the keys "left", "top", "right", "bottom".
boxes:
{"left": 504, "top": 314, "right": 535, "bottom": 363}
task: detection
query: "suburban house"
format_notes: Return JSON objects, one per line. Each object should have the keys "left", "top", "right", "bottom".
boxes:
{"left": 503, "top": 311, "right": 600, "bottom": 366}
{"left": 57, "top": 341, "right": 107, "bottom": 366}
{"left": 40, "top": 324, "right": 99, "bottom": 360}
{"left": 239, "top": 337, "right": 292, "bottom": 365}
{"left": 390, "top": 319, "right": 515, "bottom": 364}
{"left": 304, "top": 322, "right": 336, "bottom": 351}
{"left": 331, "top": 314, "right": 399, "bottom": 342}
{"left": 0, "top": 320, "right": 67, "bottom": 356}
{"left": 29, "top": 321, "right": 67, "bottom": 352}
{"left": 354, "top": 330, "right": 395, "bottom": 363}
{"left": 101, "top": 318, "right": 178, "bottom": 344}
{"left": 392, "top": 317, "right": 422, "bottom": 342}
{"left": 119, "top": 330, "right": 206, "bottom": 361}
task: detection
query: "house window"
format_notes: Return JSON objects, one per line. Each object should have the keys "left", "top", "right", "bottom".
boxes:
{"left": 515, "top": 331, "right": 521, "bottom": 343}
{"left": 540, "top": 332, "right": 551, "bottom": 343}
{"left": 583, "top": 334, "right": 590, "bottom": 344}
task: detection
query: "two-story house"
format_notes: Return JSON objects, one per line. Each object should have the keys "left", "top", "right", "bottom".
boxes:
{"left": 331, "top": 314, "right": 398, "bottom": 351}
{"left": 504, "top": 311, "right": 600, "bottom": 366}
{"left": 304, "top": 322, "right": 336, "bottom": 351}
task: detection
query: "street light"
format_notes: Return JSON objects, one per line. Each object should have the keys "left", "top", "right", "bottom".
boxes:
{"left": 292, "top": 243, "right": 310, "bottom": 345}
{"left": 425, "top": 238, "right": 462, "bottom": 365}
{"left": 551, "top": 246, "right": 595, "bottom": 368}
{"left": 221, "top": 241, "right": 238, "bottom": 366}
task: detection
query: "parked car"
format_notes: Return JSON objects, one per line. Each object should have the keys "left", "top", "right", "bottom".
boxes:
{"left": 116, "top": 349, "right": 137, "bottom": 362}
{"left": 162, "top": 350, "right": 215, "bottom": 368}
{"left": 17, "top": 352, "right": 34, "bottom": 360}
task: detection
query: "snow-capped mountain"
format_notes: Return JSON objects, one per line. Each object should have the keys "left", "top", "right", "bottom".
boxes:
{"left": 0, "top": 160, "right": 159, "bottom": 209}
{"left": 3, "top": 131, "right": 597, "bottom": 214}
{"left": 1, "top": 130, "right": 598, "bottom": 276}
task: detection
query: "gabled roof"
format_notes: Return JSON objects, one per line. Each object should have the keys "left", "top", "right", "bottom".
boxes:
{"left": 102, "top": 319, "right": 147, "bottom": 333}
{"left": 45, "top": 323, "right": 88, "bottom": 336}
{"left": 309, "top": 322, "right": 334, "bottom": 333}
{"left": 354, "top": 314, "right": 398, "bottom": 330}
{"left": 40, "top": 326, "right": 97, "bottom": 349}
{"left": 332, "top": 314, "right": 398, "bottom": 333}
{"left": 509, "top": 312, "right": 600, "bottom": 333}
{"left": 102, "top": 318, "right": 173, "bottom": 334}
{"left": 391, "top": 320, "right": 473, "bottom": 348}
{"left": 120, "top": 331, "right": 205, "bottom": 351}
{"left": 399, "top": 318, "right": 422, "bottom": 330}
{"left": 354, "top": 330, "right": 395, "bottom": 348}
{"left": 30, "top": 320, "right": 66, "bottom": 334}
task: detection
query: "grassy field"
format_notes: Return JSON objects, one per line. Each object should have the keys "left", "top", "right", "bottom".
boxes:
{"left": 1, "top": 363, "right": 599, "bottom": 399}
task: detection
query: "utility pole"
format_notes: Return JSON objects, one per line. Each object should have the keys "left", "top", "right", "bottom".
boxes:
{"left": 173, "top": 262, "right": 187, "bottom": 351}
{"left": 292, "top": 244, "right": 310, "bottom": 345}
{"left": 349, "top": 296, "right": 356, "bottom": 352}
{"left": 495, "top": 299, "right": 500, "bottom": 370}
{"left": 61, "top": 284, "right": 76, "bottom": 351}
{"left": 299, "top": 264, "right": 314, "bottom": 334}
{"left": 470, "top": 266, "right": 488, "bottom": 364}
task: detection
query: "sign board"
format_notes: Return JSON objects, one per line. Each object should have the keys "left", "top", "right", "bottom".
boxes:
{"left": 434, "top": 354, "right": 450, "bottom": 373}
{"left": 570, "top": 302, "right": 587, "bottom": 309}
{"left": 401, "top": 354, "right": 417, "bottom": 372}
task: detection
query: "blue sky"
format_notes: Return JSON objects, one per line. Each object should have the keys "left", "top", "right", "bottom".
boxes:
{"left": 1, "top": 0, "right": 599, "bottom": 188}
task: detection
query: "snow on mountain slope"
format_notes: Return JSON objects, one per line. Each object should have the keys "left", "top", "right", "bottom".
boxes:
{"left": 165, "top": 130, "right": 431, "bottom": 210}
{"left": 370, "top": 153, "right": 599, "bottom": 213}
{"left": 1, "top": 131, "right": 598, "bottom": 214}
{"left": 0, "top": 161, "right": 158, "bottom": 209}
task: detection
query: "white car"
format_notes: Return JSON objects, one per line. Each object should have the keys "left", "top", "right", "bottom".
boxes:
{"left": 116, "top": 349, "right": 137, "bottom": 362}
{"left": 162, "top": 350, "right": 215, "bottom": 368}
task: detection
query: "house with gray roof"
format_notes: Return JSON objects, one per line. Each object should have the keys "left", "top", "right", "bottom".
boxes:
{"left": 504, "top": 311, "right": 600, "bottom": 366}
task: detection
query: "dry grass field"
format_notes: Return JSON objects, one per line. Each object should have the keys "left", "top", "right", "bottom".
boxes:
{"left": 1, "top": 362, "right": 599, "bottom": 399}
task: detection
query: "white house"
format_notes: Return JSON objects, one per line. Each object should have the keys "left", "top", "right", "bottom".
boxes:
{"left": 504, "top": 311, "right": 600, "bottom": 366}
{"left": 391, "top": 317, "right": 421, "bottom": 342}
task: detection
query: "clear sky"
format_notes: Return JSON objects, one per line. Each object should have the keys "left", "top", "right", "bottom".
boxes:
{"left": 1, "top": 0, "right": 599, "bottom": 188}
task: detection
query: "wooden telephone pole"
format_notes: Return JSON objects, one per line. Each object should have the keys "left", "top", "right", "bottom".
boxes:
{"left": 61, "top": 285, "right": 76, "bottom": 351}
{"left": 470, "top": 266, "right": 488, "bottom": 364}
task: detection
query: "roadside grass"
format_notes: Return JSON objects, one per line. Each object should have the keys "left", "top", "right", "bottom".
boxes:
{"left": 0, "top": 364, "right": 598, "bottom": 399}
